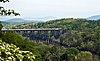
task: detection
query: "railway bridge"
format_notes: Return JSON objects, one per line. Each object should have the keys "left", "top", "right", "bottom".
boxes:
{"left": 0, "top": 28, "right": 63, "bottom": 33}
{"left": 0, "top": 28, "right": 67, "bottom": 44}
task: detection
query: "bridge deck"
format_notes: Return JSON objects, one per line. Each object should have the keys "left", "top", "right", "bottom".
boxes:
{"left": 1, "top": 28, "right": 61, "bottom": 31}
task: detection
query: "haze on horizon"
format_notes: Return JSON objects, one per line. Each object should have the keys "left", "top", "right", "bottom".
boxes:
{"left": 1, "top": 0, "right": 100, "bottom": 18}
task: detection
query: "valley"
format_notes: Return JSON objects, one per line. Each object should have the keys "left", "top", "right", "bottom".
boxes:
{"left": 1, "top": 18, "right": 100, "bottom": 61}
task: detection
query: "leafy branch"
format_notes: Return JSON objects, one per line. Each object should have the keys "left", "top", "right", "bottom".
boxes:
{"left": 0, "top": 0, "right": 20, "bottom": 16}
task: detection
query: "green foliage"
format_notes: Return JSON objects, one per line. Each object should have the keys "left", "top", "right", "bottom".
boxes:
{"left": 0, "top": 40, "right": 35, "bottom": 61}
{"left": 77, "top": 51, "right": 92, "bottom": 61}
{"left": 1, "top": 18, "right": 100, "bottom": 61}
{"left": 1, "top": 18, "right": 100, "bottom": 60}
{"left": 0, "top": 22, "right": 3, "bottom": 30}
{"left": 47, "top": 46, "right": 65, "bottom": 61}
{"left": 1, "top": 31, "right": 42, "bottom": 61}
{"left": 60, "top": 48, "right": 79, "bottom": 61}
{"left": 2, "top": 31, "right": 24, "bottom": 47}
{"left": 60, "top": 31, "right": 80, "bottom": 47}
{"left": 0, "top": 22, "right": 3, "bottom": 38}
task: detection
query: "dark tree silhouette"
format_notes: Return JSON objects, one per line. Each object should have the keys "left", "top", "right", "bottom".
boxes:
{"left": 0, "top": 0, "right": 20, "bottom": 16}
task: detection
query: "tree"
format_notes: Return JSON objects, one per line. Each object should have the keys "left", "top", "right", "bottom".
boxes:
{"left": 0, "top": 0, "right": 20, "bottom": 31}
{"left": 77, "top": 51, "right": 92, "bottom": 61}
{"left": 0, "top": 40, "right": 35, "bottom": 61}
{"left": 0, "top": 22, "right": 3, "bottom": 38}
{"left": 0, "top": 0, "right": 20, "bottom": 16}
{"left": 2, "top": 31, "right": 24, "bottom": 47}
{"left": 60, "top": 48, "right": 79, "bottom": 61}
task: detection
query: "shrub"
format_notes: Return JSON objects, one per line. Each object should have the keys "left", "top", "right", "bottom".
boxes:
{"left": 0, "top": 40, "right": 35, "bottom": 61}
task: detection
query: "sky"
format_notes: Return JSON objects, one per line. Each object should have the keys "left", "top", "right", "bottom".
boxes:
{"left": 2, "top": 0, "right": 100, "bottom": 18}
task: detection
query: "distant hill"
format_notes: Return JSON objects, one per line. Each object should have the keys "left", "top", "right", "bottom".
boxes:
{"left": 23, "top": 16, "right": 56, "bottom": 22}
{"left": 4, "top": 18, "right": 44, "bottom": 23}
{"left": 5, "top": 18, "right": 26, "bottom": 23}
{"left": 87, "top": 15, "right": 100, "bottom": 20}
{"left": 0, "top": 16, "right": 56, "bottom": 23}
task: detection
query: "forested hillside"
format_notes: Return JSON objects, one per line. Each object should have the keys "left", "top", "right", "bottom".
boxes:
{"left": 1, "top": 18, "right": 100, "bottom": 61}
{"left": 1, "top": 0, "right": 100, "bottom": 61}
{"left": 10, "top": 18, "right": 100, "bottom": 30}
{"left": 33, "top": 18, "right": 100, "bottom": 54}
{"left": 1, "top": 22, "right": 36, "bottom": 29}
